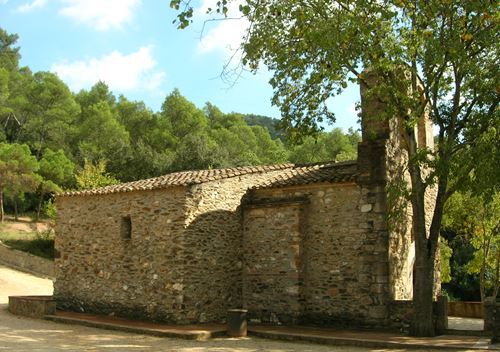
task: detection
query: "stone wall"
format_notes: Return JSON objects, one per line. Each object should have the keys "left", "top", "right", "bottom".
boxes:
{"left": 244, "top": 182, "right": 393, "bottom": 328}
{"left": 383, "top": 114, "right": 415, "bottom": 301}
{"left": 242, "top": 199, "right": 306, "bottom": 324}
{"left": 54, "top": 187, "right": 189, "bottom": 322}
{"left": 448, "top": 301, "right": 483, "bottom": 318}
{"left": 55, "top": 169, "right": 296, "bottom": 324}
{"left": 179, "top": 170, "right": 289, "bottom": 323}
{"left": 485, "top": 300, "right": 500, "bottom": 343}
{"left": 0, "top": 242, "right": 54, "bottom": 278}
{"left": 8, "top": 295, "right": 56, "bottom": 318}
{"left": 358, "top": 69, "right": 438, "bottom": 301}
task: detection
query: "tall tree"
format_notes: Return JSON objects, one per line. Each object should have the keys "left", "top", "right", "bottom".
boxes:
{"left": 36, "top": 148, "right": 75, "bottom": 219}
{"left": 0, "top": 28, "right": 20, "bottom": 72}
{"left": 245, "top": 113, "right": 286, "bottom": 142}
{"left": 0, "top": 68, "right": 9, "bottom": 127}
{"left": 76, "top": 101, "right": 130, "bottom": 177}
{"left": 443, "top": 191, "right": 500, "bottom": 301}
{"left": 0, "top": 143, "right": 39, "bottom": 221}
{"left": 0, "top": 28, "right": 31, "bottom": 145}
{"left": 75, "top": 159, "right": 119, "bottom": 190}
{"left": 75, "top": 81, "right": 116, "bottom": 113}
{"left": 289, "top": 128, "right": 359, "bottom": 163}
{"left": 172, "top": 0, "right": 499, "bottom": 335}
{"left": 115, "top": 96, "right": 175, "bottom": 180}
{"left": 251, "top": 125, "right": 288, "bottom": 164}
{"left": 173, "top": 132, "right": 225, "bottom": 171}
{"left": 19, "top": 71, "right": 79, "bottom": 158}
{"left": 160, "top": 89, "right": 208, "bottom": 141}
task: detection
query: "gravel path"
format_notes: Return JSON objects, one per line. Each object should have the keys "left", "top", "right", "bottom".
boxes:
{"left": 0, "top": 265, "right": 474, "bottom": 352}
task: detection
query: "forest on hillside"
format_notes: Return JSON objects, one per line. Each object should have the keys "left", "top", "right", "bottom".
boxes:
{"left": 0, "top": 28, "right": 360, "bottom": 217}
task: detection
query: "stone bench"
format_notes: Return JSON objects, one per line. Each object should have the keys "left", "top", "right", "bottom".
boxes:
{"left": 8, "top": 295, "right": 56, "bottom": 318}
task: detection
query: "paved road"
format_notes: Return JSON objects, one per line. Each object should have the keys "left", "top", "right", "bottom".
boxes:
{"left": 0, "top": 265, "right": 53, "bottom": 304}
{"left": 0, "top": 265, "right": 478, "bottom": 351}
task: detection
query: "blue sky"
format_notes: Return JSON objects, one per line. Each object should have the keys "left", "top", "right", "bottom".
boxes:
{"left": 0, "top": 0, "right": 360, "bottom": 131}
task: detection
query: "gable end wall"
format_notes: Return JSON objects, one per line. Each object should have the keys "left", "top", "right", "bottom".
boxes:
{"left": 54, "top": 187, "right": 189, "bottom": 322}
{"left": 244, "top": 181, "right": 392, "bottom": 328}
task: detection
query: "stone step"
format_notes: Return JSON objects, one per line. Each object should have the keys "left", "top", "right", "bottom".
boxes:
{"left": 44, "top": 312, "right": 227, "bottom": 341}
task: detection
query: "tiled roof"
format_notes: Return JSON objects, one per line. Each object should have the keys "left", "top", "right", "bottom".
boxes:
{"left": 61, "top": 163, "right": 294, "bottom": 197}
{"left": 60, "top": 160, "right": 358, "bottom": 197}
{"left": 252, "top": 160, "right": 358, "bottom": 189}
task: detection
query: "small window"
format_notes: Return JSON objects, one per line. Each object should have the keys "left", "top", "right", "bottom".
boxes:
{"left": 121, "top": 215, "right": 132, "bottom": 240}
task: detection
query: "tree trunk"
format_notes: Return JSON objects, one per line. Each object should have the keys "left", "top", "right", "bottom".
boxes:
{"left": 411, "top": 238, "right": 436, "bottom": 336}
{"left": 494, "top": 251, "right": 499, "bottom": 299}
{"left": 36, "top": 193, "right": 44, "bottom": 221}
{"left": 0, "top": 188, "right": 4, "bottom": 223}
{"left": 480, "top": 263, "right": 486, "bottom": 302}
{"left": 13, "top": 196, "right": 19, "bottom": 221}
{"left": 406, "top": 124, "right": 436, "bottom": 337}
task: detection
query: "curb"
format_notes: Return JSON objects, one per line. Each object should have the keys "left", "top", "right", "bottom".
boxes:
{"left": 444, "top": 329, "right": 491, "bottom": 337}
{"left": 44, "top": 314, "right": 227, "bottom": 341}
{"left": 41, "top": 312, "right": 499, "bottom": 351}
{"left": 247, "top": 329, "right": 499, "bottom": 351}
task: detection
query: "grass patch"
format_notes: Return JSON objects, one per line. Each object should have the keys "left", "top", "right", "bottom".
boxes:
{"left": 0, "top": 222, "right": 54, "bottom": 260}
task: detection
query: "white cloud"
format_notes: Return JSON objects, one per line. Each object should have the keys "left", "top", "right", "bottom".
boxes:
{"left": 347, "top": 103, "right": 359, "bottom": 118}
{"left": 16, "top": 0, "right": 47, "bottom": 12}
{"left": 51, "top": 46, "right": 166, "bottom": 93}
{"left": 196, "top": 0, "right": 249, "bottom": 58}
{"left": 59, "top": 0, "right": 141, "bottom": 31}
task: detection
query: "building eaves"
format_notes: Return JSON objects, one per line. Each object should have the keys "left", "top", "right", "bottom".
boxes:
{"left": 59, "top": 160, "right": 358, "bottom": 197}
{"left": 251, "top": 160, "right": 358, "bottom": 190}
{"left": 60, "top": 163, "right": 295, "bottom": 197}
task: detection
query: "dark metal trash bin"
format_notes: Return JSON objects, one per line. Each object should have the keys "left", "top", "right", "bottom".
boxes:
{"left": 227, "top": 309, "right": 248, "bottom": 337}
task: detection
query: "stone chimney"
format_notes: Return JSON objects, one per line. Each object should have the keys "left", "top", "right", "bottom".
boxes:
{"left": 356, "top": 69, "right": 433, "bottom": 183}
{"left": 356, "top": 70, "right": 392, "bottom": 184}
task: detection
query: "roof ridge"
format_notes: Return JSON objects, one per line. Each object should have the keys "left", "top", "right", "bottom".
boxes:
{"left": 59, "top": 160, "right": 359, "bottom": 197}
{"left": 59, "top": 162, "right": 297, "bottom": 197}
{"left": 292, "top": 159, "right": 356, "bottom": 168}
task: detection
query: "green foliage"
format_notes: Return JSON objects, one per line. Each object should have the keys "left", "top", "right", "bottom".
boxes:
{"left": 441, "top": 228, "right": 481, "bottom": 301}
{"left": 244, "top": 114, "right": 285, "bottom": 141}
{"left": 0, "top": 143, "right": 40, "bottom": 221}
{"left": 19, "top": 72, "right": 80, "bottom": 158}
{"left": 77, "top": 101, "right": 130, "bottom": 162}
{"left": 35, "top": 148, "right": 75, "bottom": 218}
{"left": 173, "top": 132, "right": 224, "bottom": 171}
{"left": 43, "top": 198, "right": 57, "bottom": 222}
{"left": 251, "top": 125, "right": 288, "bottom": 164}
{"left": 0, "top": 29, "right": 31, "bottom": 145}
{"left": 39, "top": 149, "right": 75, "bottom": 188}
{"left": 75, "top": 81, "right": 116, "bottom": 109}
{"left": 443, "top": 191, "right": 500, "bottom": 300}
{"left": 161, "top": 88, "right": 208, "bottom": 141}
{"left": 289, "top": 128, "right": 359, "bottom": 163}
{"left": 439, "top": 238, "right": 453, "bottom": 284}
{"left": 0, "top": 226, "right": 54, "bottom": 259}
{"left": 0, "top": 28, "right": 20, "bottom": 72}
{"left": 75, "top": 159, "right": 119, "bottom": 190}
{"left": 0, "top": 68, "right": 10, "bottom": 117}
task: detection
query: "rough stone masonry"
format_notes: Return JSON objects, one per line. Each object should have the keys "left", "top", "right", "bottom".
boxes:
{"left": 54, "top": 75, "right": 437, "bottom": 329}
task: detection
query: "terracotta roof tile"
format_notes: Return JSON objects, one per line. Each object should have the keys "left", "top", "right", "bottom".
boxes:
{"left": 251, "top": 160, "right": 358, "bottom": 189}
{"left": 60, "top": 160, "right": 358, "bottom": 197}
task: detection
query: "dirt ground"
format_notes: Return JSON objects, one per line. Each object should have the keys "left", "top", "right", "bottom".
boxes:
{"left": 0, "top": 265, "right": 477, "bottom": 352}
{"left": 0, "top": 216, "right": 50, "bottom": 234}
{"left": 0, "top": 265, "right": 53, "bottom": 304}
